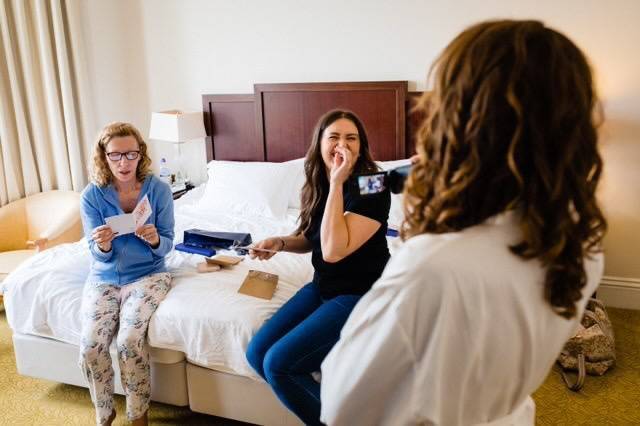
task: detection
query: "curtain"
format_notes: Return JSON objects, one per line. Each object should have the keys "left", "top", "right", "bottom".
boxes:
{"left": 0, "top": 0, "right": 93, "bottom": 206}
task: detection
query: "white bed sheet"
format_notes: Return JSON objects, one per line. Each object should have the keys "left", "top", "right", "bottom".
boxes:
{"left": 2, "top": 185, "right": 313, "bottom": 379}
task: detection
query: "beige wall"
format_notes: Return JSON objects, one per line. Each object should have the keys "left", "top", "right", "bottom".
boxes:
{"left": 78, "top": 0, "right": 149, "bottom": 148}
{"left": 82, "top": 0, "right": 640, "bottom": 279}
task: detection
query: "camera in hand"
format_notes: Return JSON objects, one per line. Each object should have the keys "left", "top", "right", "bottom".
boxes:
{"left": 352, "top": 164, "right": 411, "bottom": 196}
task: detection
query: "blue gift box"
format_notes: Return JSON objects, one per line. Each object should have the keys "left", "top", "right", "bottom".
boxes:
{"left": 174, "top": 229, "right": 252, "bottom": 257}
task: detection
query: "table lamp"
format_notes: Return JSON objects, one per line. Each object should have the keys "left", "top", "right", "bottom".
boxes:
{"left": 149, "top": 110, "right": 206, "bottom": 186}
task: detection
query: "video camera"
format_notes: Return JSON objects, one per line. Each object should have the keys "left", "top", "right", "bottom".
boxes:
{"left": 351, "top": 164, "right": 411, "bottom": 196}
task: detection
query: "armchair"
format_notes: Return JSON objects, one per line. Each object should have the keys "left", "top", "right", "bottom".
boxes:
{"left": 0, "top": 190, "right": 83, "bottom": 286}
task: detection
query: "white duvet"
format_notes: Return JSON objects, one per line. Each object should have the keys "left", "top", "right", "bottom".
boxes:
{"left": 2, "top": 186, "right": 314, "bottom": 379}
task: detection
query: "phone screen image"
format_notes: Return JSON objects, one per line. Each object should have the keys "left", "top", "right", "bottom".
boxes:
{"left": 357, "top": 173, "right": 387, "bottom": 195}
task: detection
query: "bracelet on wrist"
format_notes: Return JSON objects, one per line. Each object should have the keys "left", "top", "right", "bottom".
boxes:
{"left": 278, "top": 237, "right": 286, "bottom": 251}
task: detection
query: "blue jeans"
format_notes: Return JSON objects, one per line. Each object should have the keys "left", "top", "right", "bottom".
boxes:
{"left": 246, "top": 282, "right": 361, "bottom": 425}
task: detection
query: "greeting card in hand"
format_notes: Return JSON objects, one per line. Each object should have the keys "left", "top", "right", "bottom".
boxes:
{"left": 132, "top": 195, "right": 151, "bottom": 227}
{"left": 105, "top": 195, "right": 152, "bottom": 236}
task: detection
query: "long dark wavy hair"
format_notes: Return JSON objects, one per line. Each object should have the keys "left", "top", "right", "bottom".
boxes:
{"left": 295, "top": 110, "right": 379, "bottom": 235}
{"left": 402, "top": 20, "right": 607, "bottom": 319}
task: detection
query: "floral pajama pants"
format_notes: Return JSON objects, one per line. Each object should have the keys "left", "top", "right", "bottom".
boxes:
{"left": 78, "top": 272, "right": 171, "bottom": 425}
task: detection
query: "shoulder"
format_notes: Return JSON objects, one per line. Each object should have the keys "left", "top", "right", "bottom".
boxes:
{"left": 81, "top": 181, "right": 98, "bottom": 196}
{"left": 344, "top": 185, "right": 391, "bottom": 220}
{"left": 81, "top": 182, "right": 103, "bottom": 204}
{"left": 381, "top": 234, "right": 458, "bottom": 297}
{"left": 382, "top": 217, "right": 523, "bottom": 297}
{"left": 390, "top": 232, "right": 468, "bottom": 276}
{"left": 145, "top": 175, "right": 172, "bottom": 198}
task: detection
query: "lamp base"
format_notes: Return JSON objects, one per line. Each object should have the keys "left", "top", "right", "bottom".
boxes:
{"left": 173, "top": 143, "right": 189, "bottom": 185}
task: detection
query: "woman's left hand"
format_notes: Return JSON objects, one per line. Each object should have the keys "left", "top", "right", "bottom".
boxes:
{"left": 330, "top": 146, "right": 355, "bottom": 186}
{"left": 136, "top": 224, "right": 160, "bottom": 247}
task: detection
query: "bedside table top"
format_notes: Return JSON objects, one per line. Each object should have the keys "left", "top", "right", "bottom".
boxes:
{"left": 172, "top": 183, "right": 195, "bottom": 200}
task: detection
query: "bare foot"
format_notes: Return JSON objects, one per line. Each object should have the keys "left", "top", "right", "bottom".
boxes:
{"left": 102, "top": 409, "right": 116, "bottom": 426}
{"left": 130, "top": 410, "right": 148, "bottom": 426}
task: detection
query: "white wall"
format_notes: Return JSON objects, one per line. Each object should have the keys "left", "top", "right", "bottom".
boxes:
{"left": 79, "top": 0, "right": 150, "bottom": 148}
{"left": 84, "top": 0, "right": 640, "bottom": 279}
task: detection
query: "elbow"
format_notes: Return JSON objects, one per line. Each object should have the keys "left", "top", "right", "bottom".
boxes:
{"left": 321, "top": 239, "right": 348, "bottom": 263}
{"left": 322, "top": 251, "right": 345, "bottom": 263}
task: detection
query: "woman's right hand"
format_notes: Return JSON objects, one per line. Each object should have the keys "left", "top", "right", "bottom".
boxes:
{"left": 329, "top": 146, "right": 355, "bottom": 186}
{"left": 249, "top": 237, "right": 284, "bottom": 260}
{"left": 92, "top": 225, "right": 116, "bottom": 252}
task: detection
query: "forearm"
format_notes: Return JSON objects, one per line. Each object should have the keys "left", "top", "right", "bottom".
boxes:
{"left": 320, "top": 183, "right": 349, "bottom": 261}
{"left": 280, "top": 233, "right": 312, "bottom": 253}
{"left": 151, "top": 234, "right": 173, "bottom": 257}
{"left": 89, "top": 240, "right": 113, "bottom": 261}
{"left": 151, "top": 184, "right": 175, "bottom": 257}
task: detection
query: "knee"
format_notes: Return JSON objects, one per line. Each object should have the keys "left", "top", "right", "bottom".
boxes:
{"left": 79, "top": 340, "right": 105, "bottom": 365}
{"left": 116, "top": 331, "right": 143, "bottom": 360}
{"left": 263, "top": 345, "right": 288, "bottom": 383}
{"left": 246, "top": 336, "right": 267, "bottom": 376}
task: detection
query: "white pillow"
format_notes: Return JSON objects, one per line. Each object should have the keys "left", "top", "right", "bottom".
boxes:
{"left": 376, "top": 159, "right": 412, "bottom": 230}
{"left": 377, "top": 159, "right": 412, "bottom": 172}
{"left": 285, "top": 158, "right": 306, "bottom": 210}
{"left": 200, "top": 160, "right": 294, "bottom": 219}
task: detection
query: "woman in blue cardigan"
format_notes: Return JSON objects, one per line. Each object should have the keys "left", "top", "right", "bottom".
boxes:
{"left": 79, "top": 122, "right": 174, "bottom": 426}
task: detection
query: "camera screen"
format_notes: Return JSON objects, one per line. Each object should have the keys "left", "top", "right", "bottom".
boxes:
{"left": 358, "top": 173, "right": 386, "bottom": 195}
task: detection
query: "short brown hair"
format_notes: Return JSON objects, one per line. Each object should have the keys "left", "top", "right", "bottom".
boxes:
{"left": 89, "top": 122, "right": 152, "bottom": 187}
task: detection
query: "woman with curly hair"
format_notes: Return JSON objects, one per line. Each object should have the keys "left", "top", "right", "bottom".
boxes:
{"left": 321, "top": 20, "right": 606, "bottom": 425}
{"left": 79, "top": 122, "right": 174, "bottom": 426}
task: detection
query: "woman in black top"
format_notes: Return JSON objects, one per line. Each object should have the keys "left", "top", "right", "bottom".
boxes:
{"left": 245, "top": 109, "right": 390, "bottom": 425}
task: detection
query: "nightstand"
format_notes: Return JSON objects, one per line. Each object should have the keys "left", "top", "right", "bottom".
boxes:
{"left": 172, "top": 182, "right": 195, "bottom": 200}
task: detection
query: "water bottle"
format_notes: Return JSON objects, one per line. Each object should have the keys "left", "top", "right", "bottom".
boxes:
{"left": 159, "top": 158, "right": 172, "bottom": 185}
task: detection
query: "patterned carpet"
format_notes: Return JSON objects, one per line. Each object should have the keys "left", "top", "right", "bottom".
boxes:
{"left": 533, "top": 307, "right": 640, "bottom": 425}
{"left": 0, "top": 306, "right": 638, "bottom": 425}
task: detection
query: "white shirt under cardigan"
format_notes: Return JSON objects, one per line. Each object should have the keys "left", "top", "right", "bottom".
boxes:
{"left": 320, "top": 211, "right": 603, "bottom": 426}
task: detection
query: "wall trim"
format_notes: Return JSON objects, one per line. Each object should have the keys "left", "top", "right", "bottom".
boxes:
{"left": 598, "top": 275, "right": 640, "bottom": 310}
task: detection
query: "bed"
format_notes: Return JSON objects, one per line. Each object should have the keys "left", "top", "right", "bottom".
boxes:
{"left": 2, "top": 81, "right": 421, "bottom": 425}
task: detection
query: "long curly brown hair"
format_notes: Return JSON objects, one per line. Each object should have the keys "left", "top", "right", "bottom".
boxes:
{"left": 295, "top": 110, "right": 379, "bottom": 235}
{"left": 89, "top": 122, "right": 152, "bottom": 187}
{"left": 402, "top": 20, "right": 607, "bottom": 319}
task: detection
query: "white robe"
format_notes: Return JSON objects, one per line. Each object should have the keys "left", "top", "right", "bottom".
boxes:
{"left": 320, "top": 211, "right": 603, "bottom": 425}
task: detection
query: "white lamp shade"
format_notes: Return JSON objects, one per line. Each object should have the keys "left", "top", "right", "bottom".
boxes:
{"left": 149, "top": 110, "right": 206, "bottom": 142}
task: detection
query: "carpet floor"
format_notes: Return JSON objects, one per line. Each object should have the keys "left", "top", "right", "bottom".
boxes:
{"left": 1, "top": 306, "right": 638, "bottom": 425}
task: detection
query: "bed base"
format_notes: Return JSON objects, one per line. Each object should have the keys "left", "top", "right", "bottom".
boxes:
{"left": 187, "top": 363, "right": 302, "bottom": 426}
{"left": 12, "top": 333, "right": 302, "bottom": 425}
{"left": 12, "top": 332, "right": 189, "bottom": 406}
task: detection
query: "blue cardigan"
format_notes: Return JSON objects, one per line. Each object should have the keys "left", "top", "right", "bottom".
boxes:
{"left": 80, "top": 175, "right": 175, "bottom": 286}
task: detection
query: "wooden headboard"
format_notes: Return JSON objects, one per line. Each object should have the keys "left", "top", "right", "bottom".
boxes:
{"left": 202, "top": 81, "right": 424, "bottom": 163}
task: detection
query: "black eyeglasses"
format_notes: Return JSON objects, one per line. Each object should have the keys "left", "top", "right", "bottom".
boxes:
{"left": 106, "top": 151, "right": 140, "bottom": 161}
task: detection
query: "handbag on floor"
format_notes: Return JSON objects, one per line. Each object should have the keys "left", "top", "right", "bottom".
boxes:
{"left": 557, "top": 298, "right": 616, "bottom": 391}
